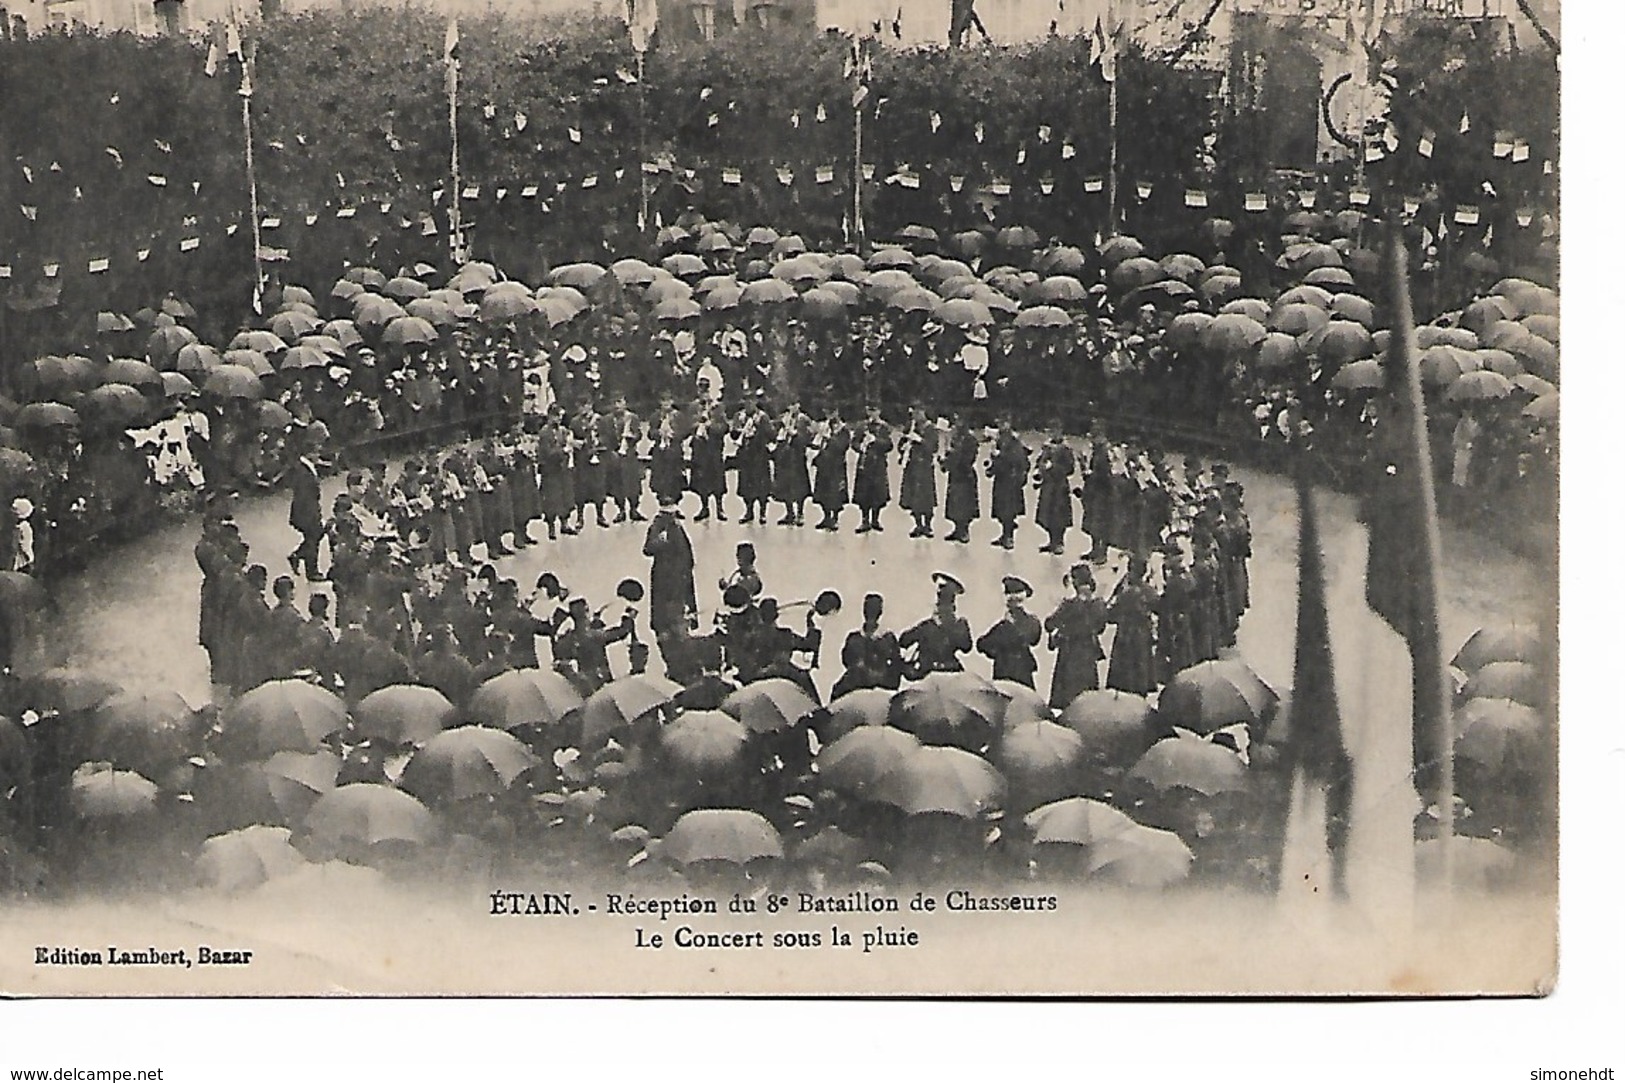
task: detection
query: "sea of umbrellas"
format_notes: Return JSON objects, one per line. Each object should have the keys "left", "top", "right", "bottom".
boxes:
{"left": 1, "top": 216, "right": 1559, "bottom": 497}
{"left": 2, "top": 614, "right": 1549, "bottom": 897}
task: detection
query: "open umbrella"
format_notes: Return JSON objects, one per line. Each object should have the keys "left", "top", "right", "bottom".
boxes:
{"left": 887, "top": 286, "right": 940, "bottom": 314}
{"left": 23, "top": 666, "right": 120, "bottom": 714}
{"left": 1159, "top": 253, "right": 1207, "bottom": 283}
{"left": 1305, "top": 320, "right": 1374, "bottom": 364}
{"left": 1098, "top": 235, "right": 1144, "bottom": 265}
{"left": 1199, "top": 313, "right": 1267, "bottom": 355}
{"left": 201, "top": 365, "right": 264, "bottom": 400}
{"left": 384, "top": 275, "right": 430, "bottom": 301}
{"left": 80, "top": 385, "right": 149, "bottom": 429}
{"left": 399, "top": 726, "right": 538, "bottom": 804}
{"left": 27, "top": 355, "right": 99, "bottom": 395}
{"left": 740, "top": 278, "right": 796, "bottom": 305}
{"left": 646, "top": 276, "right": 695, "bottom": 303}
{"left": 145, "top": 325, "right": 198, "bottom": 365}
{"left": 476, "top": 292, "right": 536, "bottom": 323}
{"left": 661, "top": 808, "right": 783, "bottom": 866}
{"left": 1024, "top": 797, "right": 1138, "bottom": 847}
{"left": 222, "top": 349, "right": 274, "bottom": 376}
{"left": 1329, "top": 293, "right": 1375, "bottom": 327}
{"left": 660, "top": 710, "right": 750, "bottom": 773}
{"left": 1123, "top": 279, "right": 1198, "bottom": 311}
{"left": 702, "top": 285, "right": 743, "bottom": 312}
{"left": 801, "top": 288, "right": 850, "bottom": 320}
{"left": 1331, "top": 358, "right": 1385, "bottom": 392}
{"left": 610, "top": 258, "right": 658, "bottom": 286}
{"left": 996, "top": 719, "right": 1085, "bottom": 806}
{"left": 1462, "top": 661, "right": 1545, "bottom": 707}
{"left": 1472, "top": 348, "right": 1523, "bottom": 378}
{"left": 279, "top": 345, "right": 331, "bottom": 372}
{"left": 198, "top": 825, "right": 308, "bottom": 891}
{"left": 197, "top": 750, "right": 340, "bottom": 831}
{"left": 1220, "top": 298, "right": 1271, "bottom": 322}
{"left": 1159, "top": 660, "right": 1278, "bottom": 734}
{"left": 303, "top": 783, "right": 436, "bottom": 853}
{"left": 1276, "top": 284, "right": 1333, "bottom": 309}
{"left": 101, "top": 358, "right": 162, "bottom": 390}
{"left": 1255, "top": 332, "right": 1301, "bottom": 370}
{"left": 579, "top": 674, "right": 681, "bottom": 745}
{"left": 1086, "top": 823, "right": 1194, "bottom": 888}
{"left": 13, "top": 403, "right": 79, "bottom": 431}
{"left": 867, "top": 247, "right": 917, "bottom": 271}
{"left": 1419, "top": 346, "right": 1482, "bottom": 387}
{"left": 1029, "top": 275, "right": 1089, "bottom": 304}
{"left": 1130, "top": 735, "right": 1248, "bottom": 796}
{"left": 1454, "top": 697, "right": 1545, "bottom": 774}
{"left": 229, "top": 330, "right": 288, "bottom": 355}
{"left": 97, "top": 311, "right": 136, "bottom": 334}
{"left": 87, "top": 691, "right": 196, "bottom": 777}
{"left": 993, "top": 680, "right": 1050, "bottom": 728}
{"left": 889, "top": 671, "right": 1006, "bottom": 751}
{"left": 404, "top": 298, "right": 460, "bottom": 327}
{"left": 1461, "top": 295, "right": 1520, "bottom": 333}
{"left": 816, "top": 725, "right": 921, "bottom": 797}
{"left": 1269, "top": 302, "right": 1331, "bottom": 337}
{"left": 1197, "top": 274, "right": 1244, "bottom": 303}
{"left": 344, "top": 267, "right": 388, "bottom": 288}
{"left": 722, "top": 678, "right": 819, "bottom": 734}
{"left": 1109, "top": 256, "right": 1164, "bottom": 291}
{"left": 1520, "top": 313, "right": 1558, "bottom": 344}
{"left": 331, "top": 279, "right": 366, "bottom": 303}
{"left": 171, "top": 343, "right": 222, "bottom": 375}
{"left": 654, "top": 298, "right": 703, "bottom": 322}
{"left": 1452, "top": 625, "right": 1543, "bottom": 672}
{"left": 771, "top": 256, "right": 827, "bottom": 286}
{"left": 70, "top": 763, "right": 158, "bottom": 820}
{"left": 1303, "top": 265, "right": 1356, "bottom": 289}
{"left": 1523, "top": 393, "right": 1558, "bottom": 424}
{"left": 221, "top": 679, "right": 347, "bottom": 760}
{"left": 1511, "top": 374, "right": 1555, "bottom": 398}
{"left": 468, "top": 668, "right": 584, "bottom": 730}
{"left": 871, "top": 745, "right": 1005, "bottom": 818}
{"left": 353, "top": 295, "right": 408, "bottom": 327}
{"left": 1416, "top": 325, "right": 1480, "bottom": 350}
{"left": 662, "top": 253, "right": 707, "bottom": 277}
{"left": 354, "top": 685, "right": 455, "bottom": 746}
{"left": 821, "top": 688, "right": 894, "bottom": 743}
{"left": 381, "top": 315, "right": 438, "bottom": 346}
{"left": 1446, "top": 369, "right": 1514, "bottom": 404}
{"left": 1058, "top": 690, "right": 1155, "bottom": 766}
{"left": 269, "top": 310, "right": 320, "bottom": 341}
{"left": 323, "top": 320, "right": 365, "bottom": 349}
{"left": 1013, "top": 305, "right": 1072, "bottom": 330}
{"left": 255, "top": 401, "right": 294, "bottom": 432}
{"left": 1164, "top": 312, "right": 1213, "bottom": 352}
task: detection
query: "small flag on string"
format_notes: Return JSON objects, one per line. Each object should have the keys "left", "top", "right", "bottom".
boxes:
{"left": 1516, "top": 206, "right": 1534, "bottom": 228}
{"left": 20, "top": 205, "right": 37, "bottom": 221}
{"left": 974, "top": 122, "right": 985, "bottom": 143}
{"left": 1383, "top": 125, "right": 1399, "bottom": 152}
{"left": 227, "top": 223, "right": 239, "bottom": 235}
{"left": 1037, "top": 124, "right": 1051, "bottom": 143}
{"left": 336, "top": 207, "right": 356, "bottom": 218}
{"left": 949, "top": 175, "right": 965, "bottom": 192}
{"left": 581, "top": 175, "right": 598, "bottom": 189}
{"left": 380, "top": 201, "right": 392, "bottom": 213}
{"left": 1062, "top": 142, "right": 1075, "bottom": 160}
{"left": 1493, "top": 132, "right": 1513, "bottom": 158}
{"left": 1245, "top": 192, "right": 1267, "bottom": 212}
{"left": 816, "top": 103, "right": 827, "bottom": 122}
{"left": 137, "top": 248, "right": 150, "bottom": 262}
{"left": 521, "top": 185, "right": 539, "bottom": 198}
{"left": 1454, "top": 204, "right": 1480, "bottom": 225}
{"left": 155, "top": 140, "right": 171, "bottom": 155}
{"left": 1481, "top": 180, "right": 1497, "bottom": 198}
{"left": 930, "top": 111, "right": 942, "bottom": 133}
{"left": 1297, "top": 190, "right": 1316, "bottom": 209}
{"left": 261, "top": 216, "right": 281, "bottom": 229}
{"left": 816, "top": 165, "right": 835, "bottom": 184}
{"left": 516, "top": 111, "right": 528, "bottom": 132}
{"left": 148, "top": 174, "right": 168, "bottom": 187}
{"left": 641, "top": 161, "right": 661, "bottom": 174}
{"left": 1083, "top": 177, "right": 1104, "bottom": 193}
{"left": 20, "top": 165, "right": 32, "bottom": 184}
{"left": 1418, "top": 130, "right": 1435, "bottom": 158}
{"left": 462, "top": 185, "right": 479, "bottom": 199}
{"left": 1039, "top": 177, "right": 1055, "bottom": 195}
{"left": 700, "top": 87, "right": 713, "bottom": 101}
{"left": 721, "top": 168, "right": 742, "bottom": 185}
{"left": 1016, "top": 147, "right": 1026, "bottom": 165}
{"left": 568, "top": 127, "right": 582, "bottom": 143}
{"left": 1403, "top": 195, "right": 1421, "bottom": 216}
{"left": 422, "top": 219, "right": 438, "bottom": 236}
{"left": 899, "top": 170, "right": 919, "bottom": 190}
{"left": 105, "top": 147, "right": 124, "bottom": 167}
{"left": 496, "top": 187, "right": 508, "bottom": 200}
{"left": 1364, "top": 144, "right": 1384, "bottom": 163}
{"left": 862, "top": 163, "right": 877, "bottom": 181}
{"left": 1184, "top": 188, "right": 1207, "bottom": 208}
{"left": 179, "top": 238, "right": 199, "bottom": 252}
{"left": 1543, "top": 159, "right": 1554, "bottom": 175}
{"left": 776, "top": 167, "right": 793, "bottom": 186}
{"left": 1349, "top": 188, "right": 1370, "bottom": 206}
{"left": 706, "top": 114, "right": 719, "bottom": 128}
{"left": 1136, "top": 181, "right": 1152, "bottom": 200}
{"left": 44, "top": 263, "right": 59, "bottom": 278}
{"left": 613, "top": 168, "right": 624, "bottom": 180}
{"left": 989, "top": 179, "right": 1011, "bottom": 196}
{"left": 0, "top": 265, "right": 10, "bottom": 278}
{"left": 1512, "top": 141, "right": 1530, "bottom": 163}
{"left": 88, "top": 257, "right": 109, "bottom": 274}
{"left": 1482, "top": 224, "right": 1494, "bottom": 248}
{"left": 1459, "top": 111, "right": 1471, "bottom": 134}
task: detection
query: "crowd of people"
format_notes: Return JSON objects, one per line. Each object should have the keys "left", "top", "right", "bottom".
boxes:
{"left": 193, "top": 410, "right": 1251, "bottom": 727}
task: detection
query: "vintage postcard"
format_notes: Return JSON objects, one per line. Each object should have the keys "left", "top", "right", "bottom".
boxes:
{"left": 0, "top": 0, "right": 1558, "bottom": 997}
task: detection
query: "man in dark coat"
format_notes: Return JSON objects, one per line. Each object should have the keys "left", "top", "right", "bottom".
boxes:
{"left": 811, "top": 407, "right": 851, "bottom": 532}
{"left": 733, "top": 394, "right": 774, "bottom": 525}
{"left": 833, "top": 592, "right": 904, "bottom": 698}
{"left": 413, "top": 626, "right": 477, "bottom": 708}
{"left": 573, "top": 401, "right": 609, "bottom": 528}
{"left": 852, "top": 407, "right": 894, "bottom": 534}
{"left": 942, "top": 421, "right": 980, "bottom": 543}
{"left": 988, "top": 420, "right": 1029, "bottom": 550}
{"left": 1044, "top": 563, "right": 1108, "bottom": 709}
{"left": 1156, "top": 548, "right": 1199, "bottom": 683}
{"left": 643, "top": 497, "right": 697, "bottom": 647}
{"left": 648, "top": 395, "right": 689, "bottom": 513}
{"left": 602, "top": 395, "right": 645, "bottom": 524}
{"left": 899, "top": 408, "right": 940, "bottom": 538}
{"left": 553, "top": 596, "right": 634, "bottom": 693}
{"left": 264, "top": 575, "right": 308, "bottom": 681}
{"left": 688, "top": 404, "right": 729, "bottom": 522}
{"left": 977, "top": 576, "right": 1042, "bottom": 687}
{"left": 1033, "top": 424, "right": 1077, "bottom": 555}
{"left": 287, "top": 437, "right": 325, "bottom": 580}
{"left": 1106, "top": 555, "right": 1157, "bottom": 694}
{"left": 771, "top": 401, "right": 814, "bottom": 526}
{"left": 1082, "top": 435, "right": 1115, "bottom": 563}
{"left": 900, "top": 572, "right": 972, "bottom": 677}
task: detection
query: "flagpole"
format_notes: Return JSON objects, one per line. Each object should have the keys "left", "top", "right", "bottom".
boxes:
{"left": 448, "top": 27, "right": 463, "bottom": 265}
{"left": 1107, "top": 72, "right": 1119, "bottom": 234}
{"left": 637, "top": 47, "right": 649, "bottom": 237}
{"left": 242, "top": 41, "right": 264, "bottom": 315}
{"left": 852, "top": 37, "right": 866, "bottom": 252}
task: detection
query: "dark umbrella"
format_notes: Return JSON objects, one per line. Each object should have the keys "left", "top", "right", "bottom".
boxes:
{"left": 579, "top": 674, "right": 681, "bottom": 745}
{"left": 1454, "top": 697, "right": 1545, "bottom": 774}
{"left": 24, "top": 666, "right": 121, "bottom": 714}
{"left": 1085, "top": 823, "right": 1194, "bottom": 888}
{"left": 201, "top": 365, "right": 264, "bottom": 400}
{"left": 1462, "top": 661, "right": 1545, "bottom": 707}
{"left": 13, "top": 403, "right": 79, "bottom": 431}
{"left": 660, "top": 710, "right": 750, "bottom": 774}
{"left": 815, "top": 725, "right": 921, "bottom": 797}
{"left": 302, "top": 783, "right": 437, "bottom": 854}
{"left": 888, "top": 671, "right": 1006, "bottom": 751}
{"left": 1131, "top": 735, "right": 1248, "bottom": 796}
{"left": 197, "top": 750, "right": 340, "bottom": 831}
{"left": 1452, "top": 625, "right": 1543, "bottom": 673}
{"left": 1158, "top": 660, "right": 1278, "bottom": 734}
{"left": 222, "top": 349, "right": 275, "bottom": 376}
{"left": 355, "top": 685, "right": 456, "bottom": 746}
{"left": 871, "top": 745, "right": 1005, "bottom": 818}
{"left": 821, "top": 688, "right": 894, "bottom": 743}
{"left": 0, "top": 569, "right": 49, "bottom": 612}
{"left": 1024, "top": 797, "right": 1138, "bottom": 847}
{"left": 171, "top": 343, "right": 222, "bottom": 375}
{"left": 1331, "top": 358, "right": 1385, "bottom": 391}
{"left": 1058, "top": 690, "right": 1155, "bottom": 766}
{"left": 221, "top": 679, "right": 347, "bottom": 760}
{"left": 721, "top": 678, "right": 819, "bottom": 735}
{"left": 101, "top": 358, "right": 163, "bottom": 390}
{"left": 660, "top": 808, "right": 783, "bottom": 866}
{"left": 468, "top": 668, "right": 585, "bottom": 730}
{"left": 399, "top": 726, "right": 538, "bottom": 805}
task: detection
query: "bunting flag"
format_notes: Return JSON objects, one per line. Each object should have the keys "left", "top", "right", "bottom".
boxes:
{"left": 205, "top": 40, "right": 220, "bottom": 78}
{"left": 627, "top": 0, "right": 658, "bottom": 54}
{"left": 1092, "top": 15, "right": 1118, "bottom": 83}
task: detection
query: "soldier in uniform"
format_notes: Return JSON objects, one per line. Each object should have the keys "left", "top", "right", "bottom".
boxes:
{"left": 898, "top": 408, "right": 940, "bottom": 539}
{"left": 1156, "top": 547, "right": 1198, "bottom": 683}
{"left": 648, "top": 394, "right": 688, "bottom": 514}
{"left": 733, "top": 393, "right": 774, "bottom": 525}
{"left": 643, "top": 495, "right": 697, "bottom": 653}
{"left": 900, "top": 572, "right": 972, "bottom": 677}
{"left": 554, "top": 595, "right": 635, "bottom": 693}
{"left": 810, "top": 406, "right": 851, "bottom": 532}
{"left": 833, "top": 592, "right": 904, "bottom": 699}
{"left": 987, "top": 419, "right": 1030, "bottom": 550}
{"left": 1105, "top": 554, "right": 1157, "bottom": 695}
{"left": 537, "top": 407, "right": 578, "bottom": 540}
{"left": 771, "top": 400, "right": 814, "bottom": 526}
{"left": 976, "top": 576, "right": 1042, "bottom": 688}
{"left": 573, "top": 400, "right": 609, "bottom": 529}
{"left": 852, "top": 406, "right": 894, "bottom": 535}
{"left": 1044, "top": 562, "right": 1109, "bottom": 709}
{"left": 1033, "top": 422, "right": 1077, "bottom": 555}
{"left": 942, "top": 420, "right": 981, "bottom": 544}
{"left": 603, "top": 394, "right": 646, "bottom": 524}
{"left": 688, "top": 403, "right": 729, "bottom": 522}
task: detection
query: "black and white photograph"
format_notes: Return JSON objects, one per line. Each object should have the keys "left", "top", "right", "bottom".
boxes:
{"left": 0, "top": 0, "right": 1578, "bottom": 1006}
